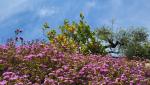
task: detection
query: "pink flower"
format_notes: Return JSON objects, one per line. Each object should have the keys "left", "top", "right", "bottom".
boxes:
{"left": 63, "top": 65, "right": 69, "bottom": 71}
{"left": 130, "top": 80, "right": 134, "bottom": 85}
{"left": 0, "top": 80, "right": 7, "bottom": 85}
{"left": 79, "top": 71, "right": 84, "bottom": 75}
{"left": 2, "top": 72, "right": 18, "bottom": 81}
{"left": 40, "top": 64, "right": 47, "bottom": 68}
{"left": 115, "top": 78, "right": 120, "bottom": 83}
{"left": 44, "top": 78, "right": 56, "bottom": 85}
{"left": 36, "top": 53, "right": 44, "bottom": 58}
{"left": 14, "top": 82, "right": 23, "bottom": 85}
{"left": 9, "top": 75, "right": 18, "bottom": 80}
{"left": 3, "top": 72, "right": 14, "bottom": 76}
{"left": 0, "top": 60, "right": 3, "bottom": 63}
{"left": 100, "top": 68, "right": 109, "bottom": 75}
{"left": 24, "top": 54, "right": 35, "bottom": 60}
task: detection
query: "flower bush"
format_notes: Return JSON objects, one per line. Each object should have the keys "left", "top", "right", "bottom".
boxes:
{"left": 0, "top": 42, "right": 150, "bottom": 85}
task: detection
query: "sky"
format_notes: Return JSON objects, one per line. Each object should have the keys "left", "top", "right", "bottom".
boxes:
{"left": 0, "top": 0, "right": 150, "bottom": 43}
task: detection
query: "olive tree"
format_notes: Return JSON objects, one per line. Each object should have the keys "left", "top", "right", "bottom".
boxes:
{"left": 96, "top": 26, "right": 150, "bottom": 59}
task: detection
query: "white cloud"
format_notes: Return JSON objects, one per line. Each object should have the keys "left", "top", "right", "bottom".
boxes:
{"left": 83, "top": 0, "right": 96, "bottom": 15}
{"left": 38, "top": 7, "right": 58, "bottom": 18}
{"left": 0, "top": 0, "right": 29, "bottom": 22}
{"left": 86, "top": 1, "right": 96, "bottom": 8}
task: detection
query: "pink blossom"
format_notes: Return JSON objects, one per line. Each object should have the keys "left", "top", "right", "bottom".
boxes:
{"left": 0, "top": 80, "right": 7, "bottom": 85}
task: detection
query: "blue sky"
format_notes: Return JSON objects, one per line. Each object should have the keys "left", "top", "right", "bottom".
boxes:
{"left": 0, "top": 0, "right": 150, "bottom": 43}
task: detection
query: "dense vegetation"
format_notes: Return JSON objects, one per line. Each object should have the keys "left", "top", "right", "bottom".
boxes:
{"left": 43, "top": 13, "right": 150, "bottom": 59}
{"left": 0, "top": 42, "right": 150, "bottom": 85}
{"left": 0, "top": 13, "right": 150, "bottom": 84}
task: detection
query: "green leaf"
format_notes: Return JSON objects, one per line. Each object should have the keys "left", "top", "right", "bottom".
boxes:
{"left": 43, "top": 22, "right": 50, "bottom": 29}
{"left": 0, "top": 64, "right": 5, "bottom": 71}
{"left": 80, "top": 12, "right": 84, "bottom": 20}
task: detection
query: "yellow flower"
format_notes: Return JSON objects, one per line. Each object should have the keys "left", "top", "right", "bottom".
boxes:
{"left": 69, "top": 26, "right": 75, "bottom": 32}
{"left": 57, "top": 35, "right": 65, "bottom": 41}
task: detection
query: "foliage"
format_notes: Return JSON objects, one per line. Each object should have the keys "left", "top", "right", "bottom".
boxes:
{"left": 44, "top": 13, "right": 107, "bottom": 55}
{"left": 43, "top": 14, "right": 150, "bottom": 59}
{"left": 96, "top": 26, "right": 150, "bottom": 59}
{"left": 117, "top": 28, "right": 150, "bottom": 59}
{"left": 96, "top": 26, "right": 113, "bottom": 41}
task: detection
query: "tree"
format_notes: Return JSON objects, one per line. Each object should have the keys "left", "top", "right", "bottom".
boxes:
{"left": 96, "top": 26, "right": 120, "bottom": 54}
{"left": 96, "top": 26, "right": 150, "bottom": 59}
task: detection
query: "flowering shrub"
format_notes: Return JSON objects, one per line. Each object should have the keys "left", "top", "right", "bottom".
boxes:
{"left": 44, "top": 13, "right": 107, "bottom": 55}
{"left": 0, "top": 42, "right": 150, "bottom": 85}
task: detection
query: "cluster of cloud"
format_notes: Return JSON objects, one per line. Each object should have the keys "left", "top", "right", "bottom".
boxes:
{"left": 38, "top": 7, "right": 58, "bottom": 18}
